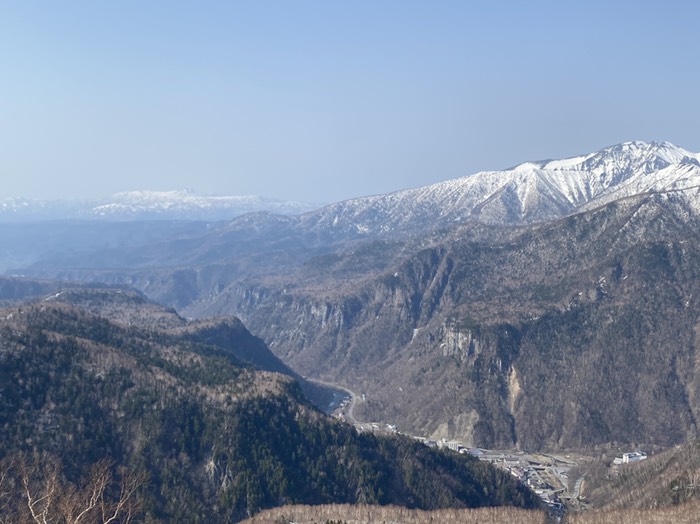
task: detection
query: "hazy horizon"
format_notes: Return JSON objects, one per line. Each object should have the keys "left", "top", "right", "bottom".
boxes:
{"left": 2, "top": 1, "right": 699, "bottom": 203}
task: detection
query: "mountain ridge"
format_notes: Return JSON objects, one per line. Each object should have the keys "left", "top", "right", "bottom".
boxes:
{"left": 193, "top": 140, "right": 700, "bottom": 247}
{"left": 9, "top": 140, "right": 700, "bottom": 452}
{"left": 288, "top": 140, "right": 700, "bottom": 233}
{"left": 0, "top": 190, "right": 322, "bottom": 222}
{"left": 0, "top": 288, "right": 540, "bottom": 521}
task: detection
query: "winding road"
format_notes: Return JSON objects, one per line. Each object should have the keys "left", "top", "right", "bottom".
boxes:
{"left": 307, "top": 377, "right": 361, "bottom": 425}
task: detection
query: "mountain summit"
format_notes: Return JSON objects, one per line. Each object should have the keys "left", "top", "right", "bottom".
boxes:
{"left": 519, "top": 141, "right": 695, "bottom": 175}
{"left": 286, "top": 140, "right": 700, "bottom": 236}
{"left": 511, "top": 140, "right": 700, "bottom": 209}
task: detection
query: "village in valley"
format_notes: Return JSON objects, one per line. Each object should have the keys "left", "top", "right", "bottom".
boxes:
{"left": 331, "top": 390, "right": 648, "bottom": 518}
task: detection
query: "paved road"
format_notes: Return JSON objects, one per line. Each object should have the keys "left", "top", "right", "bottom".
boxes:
{"left": 306, "top": 378, "right": 360, "bottom": 425}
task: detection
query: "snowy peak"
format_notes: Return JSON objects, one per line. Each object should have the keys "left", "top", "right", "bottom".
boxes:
{"left": 91, "top": 190, "right": 306, "bottom": 218}
{"left": 516, "top": 141, "right": 696, "bottom": 176}
{"left": 478, "top": 140, "right": 700, "bottom": 214}
{"left": 297, "top": 140, "right": 700, "bottom": 236}
{"left": 506, "top": 141, "right": 700, "bottom": 207}
{"left": 578, "top": 141, "right": 696, "bottom": 182}
{"left": 2, "top": 142, "right": 698, "bottom": 229}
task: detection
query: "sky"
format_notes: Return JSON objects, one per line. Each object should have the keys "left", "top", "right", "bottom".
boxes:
{"left": 1, "top": 1, "right": 700, "bottom": 204}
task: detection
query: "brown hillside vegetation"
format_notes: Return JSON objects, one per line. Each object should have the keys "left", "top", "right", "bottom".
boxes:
{"left": 581, "top": 441, "right": 700, "bottom": 510}
{"left": 242, "top": 500, "right": 700, "bottom": 524}
{"left": 0, "top": 293, "right": 539, "bottom": 522}
{"left": 566, "top": 500, "right": 700, "bottom": 524}
{"left": 240, "top": 504, "right": 549, "bottom": 524}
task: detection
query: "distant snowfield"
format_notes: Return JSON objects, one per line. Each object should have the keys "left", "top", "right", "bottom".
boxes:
{"left": 0, "top": 190, "right": 323, "bottom": 222}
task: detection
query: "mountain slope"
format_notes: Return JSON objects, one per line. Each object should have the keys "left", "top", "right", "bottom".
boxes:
{"left": 0, "top": 290, "right": 539, "bottom": 522}
{"left": 11, "top": 141, "right": 700, "bottom": 452}
{"left": 282, "top": 140, "right": 700, "bottom": 236}
{"left": 33, "top": 287, "right": 339, "bottom": 410}
{"left": 181, "top": 193, "right": 700, "bottom": 450}
{"left": 16, "top": 142, "right": 700, "bottom": 275}
{"left": 576, "top": 440, "right": 700, "bottom": 512}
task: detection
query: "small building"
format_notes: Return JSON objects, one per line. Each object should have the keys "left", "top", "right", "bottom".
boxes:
{"left": 613, "top": 451, "right": 647, "bottom": 465}
{"left": 444, "top": 440, "right": 462, "bottom": 451}
{"left": 623, "top": 451, "right": 647, "bottom": 463}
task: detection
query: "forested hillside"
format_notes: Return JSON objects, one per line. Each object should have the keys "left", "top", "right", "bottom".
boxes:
{"left": 0, "top": 291, "right": 539, "bottom": 522}
{"left": 12, "top": 143, "right": 700, "bottom": 452}
{"left": 578, "top": 440, "right": 700, "bottom": 511}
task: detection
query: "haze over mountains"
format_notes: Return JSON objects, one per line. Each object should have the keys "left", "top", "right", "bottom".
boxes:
{"left": 4, "top": 141, "right": 698, "bottom": 227}
{"left": 4, "top": 140, "right": 700, "bottom": 453}
{"left": 0, "top": 189, "right": 320, "bottom": 222}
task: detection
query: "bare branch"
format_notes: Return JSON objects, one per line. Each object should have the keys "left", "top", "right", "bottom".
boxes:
{"left": 69, "top": 459, "right": 112, "bottom": 524}
{"left": 0, "top": 456, "right": 15, "bottom": 523}
{"left": 102, "top": 468, "right": 147, "bottom": 524}
{"left": 1, "top": 453, "right": 145, "bottom": 524}
{"left": 19, "top": 452, "right": 60, "bottom": 524}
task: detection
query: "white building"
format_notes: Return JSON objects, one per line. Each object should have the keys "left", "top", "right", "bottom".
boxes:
{"left": 613, "top": 451, "right": 647, "bottom": 465}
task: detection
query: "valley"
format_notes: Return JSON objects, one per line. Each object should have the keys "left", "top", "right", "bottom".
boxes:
{"left": 0, "top": 289, "right": 540, "bottom": 521}
{"left": 8, "top": 143, "right": 700, "bottom": 452}
{"left": 3, "top": 141, "right": 700, "bottom": 520}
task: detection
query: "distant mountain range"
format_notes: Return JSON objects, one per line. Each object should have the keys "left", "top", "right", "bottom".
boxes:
{"left": 7, "top": 140, "right": 700, "bottom": 452}
{"left": 138, "top": 141, "right": 699, "bottom": 247}
{"left": 5, "top": 141, "right": 698, "bottom": 228}
{"left": 261, "top": 140, "right": 700, "bottom": 236}
{"left": 0, "top": 189, "right": 322, "bottom": 221}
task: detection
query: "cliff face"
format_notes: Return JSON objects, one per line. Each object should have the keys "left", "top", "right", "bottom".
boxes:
{"left": 11, "top": 144, "right": 700, "bottom": 451}
{"left": 181, "top": 194, "right": 700, "bottom": 450}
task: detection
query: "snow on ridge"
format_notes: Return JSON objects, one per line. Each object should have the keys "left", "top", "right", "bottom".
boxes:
{"left": 541, "top": 153, "right": 596, "bottom": 170}
{"left": 74, "top": 141, "right": 700, "bottom": 231}
{"left": 88, "top": 190, "right": 321, "bottom": 218}
{"left": 110, "top": 190, "right": 263, "bottom": 206}
{"left": 2, "top": 141, "right": 698, "bottom": 228}
{"left": 303, "top": 140, "right": 700, "bottom": 233}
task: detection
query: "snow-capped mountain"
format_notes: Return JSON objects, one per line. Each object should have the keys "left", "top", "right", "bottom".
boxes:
{"left": 289, "top": 141, "right": 700, "bottom": 236}
{"left": 3, "top": 141, "right": 698, "bottom": 228}
{"left": 0, "top": 190, "right": 321, "bottom": 222}
{"left": 88, "top": 190, "right": 320, "bottom": 219}
{"left": 10, "top": 140, "right": 700, "bottom": 456}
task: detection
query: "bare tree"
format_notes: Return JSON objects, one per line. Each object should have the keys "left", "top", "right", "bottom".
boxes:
{"left": 99, "top": 466, "right": 147, "bottom": 524}
{"left": 0, "top": 456, "right": 16, "bottom": 524}
{"left": 8, "top": 452, "right": 146, "bottom": 524}
{"left": 18, "top": 452, "right": 61, "bottom": 524}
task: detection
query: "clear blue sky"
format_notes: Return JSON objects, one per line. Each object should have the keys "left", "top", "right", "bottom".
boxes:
{"left": 1, "top": 1, "right": 699, "bottom": 203}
